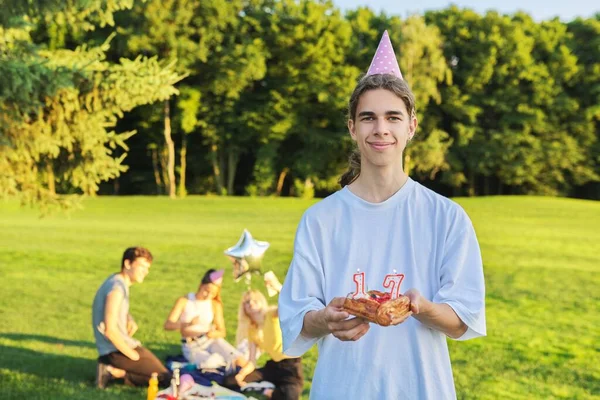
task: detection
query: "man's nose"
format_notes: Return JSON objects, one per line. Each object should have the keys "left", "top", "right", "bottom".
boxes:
{"left": 373, "top": 117, "right": 390, "bottom": 135}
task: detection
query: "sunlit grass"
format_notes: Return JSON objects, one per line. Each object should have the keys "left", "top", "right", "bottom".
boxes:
{"left": 0, "top": 195, "right": 598, "bottom": 399}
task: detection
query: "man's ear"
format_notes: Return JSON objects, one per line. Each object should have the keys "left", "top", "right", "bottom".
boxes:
{"left": 348, "top": 119, "right": 357, "bottom": 141}
{"left": 123, "top": 260, "right": 131, "bottom": 270}
{"left": 408, "top": 114, "right": 418, "bottom": 140}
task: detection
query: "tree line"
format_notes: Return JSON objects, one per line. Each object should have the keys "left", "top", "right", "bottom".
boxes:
{"left": 1, "top": 0, "right": 599, "bottom": 208}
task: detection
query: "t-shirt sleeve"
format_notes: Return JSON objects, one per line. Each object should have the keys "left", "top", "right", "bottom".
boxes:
{"left": 433, "top": 211, "right": 486, "bottom": 341}
{"left": 111, "top": 279, "right": 128, "bottom": 298}
{"left": 278, "top": 214, "right": 326, "bottom": 357}
{"left": 105, "top": 278, "right": 128, "bottom": 306}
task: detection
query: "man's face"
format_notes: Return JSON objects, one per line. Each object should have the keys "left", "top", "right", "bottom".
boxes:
{"left": 127, "top": 257, "right": 151, "bottom": 283}
{"left": 348, "top": 88, "right": 417, "bottom": 170}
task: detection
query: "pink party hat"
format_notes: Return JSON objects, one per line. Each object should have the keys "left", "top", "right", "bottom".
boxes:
{"left": 209, "top": 269, "right": 224, "bottom": 283}
{"left": 366, "top": 30, "right": 403, "bottom": 79}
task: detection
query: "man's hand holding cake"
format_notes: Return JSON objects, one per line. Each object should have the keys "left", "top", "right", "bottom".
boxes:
{"left": 299, "top": 269, "right": 419, "bottom": 343}
{"left": 341, "top": 270, "right": 413, "bottom": 327}
{"left": 300, "top": 288, "right": 425, "bottom": 343}
{"left": 342, "top": 289, "right": 412, "bottom": 326}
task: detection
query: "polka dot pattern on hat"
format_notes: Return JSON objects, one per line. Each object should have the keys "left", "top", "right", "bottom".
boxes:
{"left": 366, "top": 30, "right": 403, "bottom": 79}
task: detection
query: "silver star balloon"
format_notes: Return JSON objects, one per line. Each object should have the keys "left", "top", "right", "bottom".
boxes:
{"left": 224, "top": 229, "right": 270, "bottom": 281}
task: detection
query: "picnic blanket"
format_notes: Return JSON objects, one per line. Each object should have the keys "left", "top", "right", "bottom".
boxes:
{"left": 166, "top": 355, "right": 233, "bottom": 387}
{"left": 156, "top": 382, "right": 253, "bottom": 399}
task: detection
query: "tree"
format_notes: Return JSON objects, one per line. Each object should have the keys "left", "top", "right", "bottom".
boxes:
{"left": 113, "top": 0, "right": 217, "bottom": 198}
{"left": 254, "top": 0, "right": 359, "bottom": 196}
{"left": 0, "top": 0, "right": 183, "bottom": 209}
{"left": 194, "top": 0, "right": 268, "bottom": 195}
{"left": 567, "top": 16, "right": 600, "bottom": 198}
{"left": 426, "top": 8, "right": 598, "bottom": 196}
{"left": 114, "top": 0, "right": 267, "bottom": 196}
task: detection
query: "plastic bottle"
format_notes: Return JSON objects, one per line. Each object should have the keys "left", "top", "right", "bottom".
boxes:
{"left": 147, "top": 372, "right": 159, "bottom": 400}
{"left": 171, "top": 368, "right": 180, "bottom": 398}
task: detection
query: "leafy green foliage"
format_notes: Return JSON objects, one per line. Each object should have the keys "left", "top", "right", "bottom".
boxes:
{"left": 0, "top": 0, "right": 183, "bottom": 210}
{"left": 1, "top": 1, "right": 599, "bottom": 203}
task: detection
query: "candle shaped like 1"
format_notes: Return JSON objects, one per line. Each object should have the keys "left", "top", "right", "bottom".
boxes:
{"left": 351, "top": 269, "right": 367, "bottom": 299}
{"left": 383, "top": 270, "right": 405, "bottom": 299}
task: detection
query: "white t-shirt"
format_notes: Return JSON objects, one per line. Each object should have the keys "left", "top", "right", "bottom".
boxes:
{"left": 180, "top": 293, "right": 214, "bottom": 335}
{"left": 278, "top": 177, "right": 486, "bottom": 400}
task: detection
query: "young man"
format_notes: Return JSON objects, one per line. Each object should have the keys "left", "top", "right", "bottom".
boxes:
{"left": 92, "top": 246, "right": 171, "bottom": 389}
{"left": 278, "top": 31, "right": 486, "bottom": 399}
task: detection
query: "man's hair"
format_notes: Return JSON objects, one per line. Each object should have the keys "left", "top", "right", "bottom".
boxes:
{"left": 340, "top": 74, "right": 417, "bottom": 187}
{"left": 121, "top": 247, "right": 153, "bottom": 270}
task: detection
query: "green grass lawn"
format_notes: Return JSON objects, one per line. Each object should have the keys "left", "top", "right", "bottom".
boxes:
{"left": 0, "top": 195, "right": 598, "bottom": 399}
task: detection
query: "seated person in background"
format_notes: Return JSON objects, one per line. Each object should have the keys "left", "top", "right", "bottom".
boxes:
{"left": 225, "top": 273, "right": 303, "bottom": 400}
{"left": 164, "top": 268, "right": 254, "bottom": 378}
{"left": 93, "top": 246, "right": 171, "bottom": 389}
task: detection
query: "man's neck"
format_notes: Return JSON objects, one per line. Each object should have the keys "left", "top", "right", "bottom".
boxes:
{"left": 118, "top": 271, "right": 132, "bottom": 288}
{"left": 349, "top": 163, "right": 408, "bottom": 203}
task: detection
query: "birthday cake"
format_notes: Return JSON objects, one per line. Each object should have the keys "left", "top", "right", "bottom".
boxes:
{"left": 343, "top": 290, "right": 411, "bottom": 327}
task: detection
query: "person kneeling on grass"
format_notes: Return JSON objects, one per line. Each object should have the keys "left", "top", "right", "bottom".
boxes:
{"left": 224, "top": 275, "right": 303, "bottom": 400}
{"left": 92, "top": 247, "right": 171, "bottom": 389}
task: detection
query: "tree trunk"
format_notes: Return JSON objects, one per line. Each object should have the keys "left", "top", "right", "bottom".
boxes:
{"left": 151, "top": 146, "right": 163, "bottom": 194}
{"left": 219, "top": 151, "right": 226, "bottom": 195}
{"left": 164, "top": 99, "right": 176, "bottom": 199}
{"left": 227, "top": 148, "right": 238, "bottom": 196}
{"left": 160, "top": 147, "right": 169, "bottom": 192}
{"left": 210, "top": 143, "right": 224, "bottom": 195}
{"left": 46, "top": 163, "right": 55, "bottom": 195}
{"left": 178, "top": 134, "right": 187, "bottom": 197}
{"left": 467, "top": 170, "right": 475, "bottom": 197}
{"left": 276, "top": 168, "right": 289, "bottom": 196}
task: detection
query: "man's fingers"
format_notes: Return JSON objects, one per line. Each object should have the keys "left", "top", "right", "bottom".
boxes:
{"left": 404, "top": 288, "right": 420, "bottom": 302}
{"left": 335, "top": 317, "right": 369, "bottom": 331}
{"left": 330, "top": 316, "right": 368, "bottom": 331}
{"left": 325, "top": 307, "right": 350, "bottom": 322}
{"left": 410, "top": 302, "right": 419, "bottom": 314}
{"left": 404, "top": 288, "right": 421, "bottom": 315}
{"left": 333, "top": 322, "right": 370, "bottom": 341}
{"left": 390, "top": 311, "right": 412, "bottom": 326}
{"left": 350, "top": 324, "right": 370, "bottom": 341}
{"left": 328, "top": 297, "right": 347, "bottom": 308}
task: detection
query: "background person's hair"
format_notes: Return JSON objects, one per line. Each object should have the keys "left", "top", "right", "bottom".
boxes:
{"left": 339, "top": 74, "right": 417, "bottom": 187}
{"left": 201, "top": 268, "right": 217, "bottom": 285}
{"left": 121, "top": 246, "right": 153, "bottom": 270}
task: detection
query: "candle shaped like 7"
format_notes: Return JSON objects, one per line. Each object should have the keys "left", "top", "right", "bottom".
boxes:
{"left": 383, "top": 271, "right": 405, "bottom": 299}
{"left": 351, "top": 270, "right": 367, "bottom": 299}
